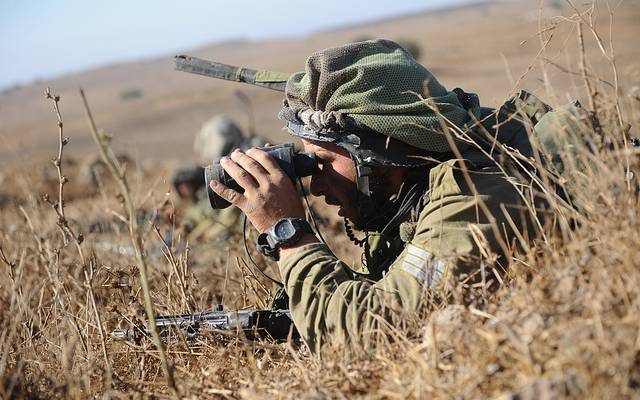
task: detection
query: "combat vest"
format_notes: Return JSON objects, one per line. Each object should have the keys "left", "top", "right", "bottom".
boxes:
{"left": 360, "top": 90, "right": 566, "bottom": 279}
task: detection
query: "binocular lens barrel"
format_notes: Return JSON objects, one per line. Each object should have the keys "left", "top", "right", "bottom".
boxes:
{"left": 204, "top": 143, "right": 317, "bottom": 209}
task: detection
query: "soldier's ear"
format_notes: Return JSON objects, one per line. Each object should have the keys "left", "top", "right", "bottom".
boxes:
{"left": 373, "top": 166, "right": 407, "bottom": 191}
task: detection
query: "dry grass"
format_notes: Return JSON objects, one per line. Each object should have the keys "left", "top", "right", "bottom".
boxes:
{"left": 1, "top": 2, "right": 640, "bottom": 399}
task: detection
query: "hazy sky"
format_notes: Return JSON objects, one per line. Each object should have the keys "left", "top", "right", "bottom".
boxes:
{"left": 0, "top": 0, "right": 482, "bottom": 90}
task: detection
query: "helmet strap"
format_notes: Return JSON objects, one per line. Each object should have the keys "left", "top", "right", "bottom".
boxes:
{"left": 355, "top": 163, "right": 373, "bottom": 197}
{"left": 352, "top": 160, "right": 380, "bottom": 231}
{"left": 349, "top": 157, "right": 428, "bottom": 235}
{"left": 350, "top": 157, "right": 400, "bottom": 233}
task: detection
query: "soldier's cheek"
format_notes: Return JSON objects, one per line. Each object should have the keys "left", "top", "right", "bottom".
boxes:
{"left": 309, "top": 175, "right": 328, "bottom": 197}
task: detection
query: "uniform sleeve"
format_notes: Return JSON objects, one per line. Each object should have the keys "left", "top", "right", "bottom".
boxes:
{"left": 279, "top": 161, "right": 529, "bottom": 353}
{"left": 279, "top": 243, "right": 430, "bottom": 353}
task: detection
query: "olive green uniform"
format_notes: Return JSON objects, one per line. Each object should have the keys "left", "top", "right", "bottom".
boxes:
{"left": 278, "top": 92, "right": 547, "bottom": 353}
{"left": 183, "top": 188, "right": 242, "bottom": 242}
{"left": 279, "top": 160, "right": 527, "bottom": 352}
{"left": 180, "top": 40, "right": 565, "bottom": 352}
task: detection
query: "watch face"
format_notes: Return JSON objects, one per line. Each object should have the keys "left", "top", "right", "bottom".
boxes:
{"left": 274, "top": 220, "right": 296, "bottom": 241}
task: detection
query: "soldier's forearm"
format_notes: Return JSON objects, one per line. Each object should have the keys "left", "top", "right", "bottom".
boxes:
{"left": 279, "top": 243, "right": 404, "bottom": 352}
{"left": 277, "top": 240, "right": 432, "bottom": 353}
{"left": 278, "top": 243, "right": 352, "bottom": 352}
{"left": 277, "top": 233, "right": 320, "bottom": 261}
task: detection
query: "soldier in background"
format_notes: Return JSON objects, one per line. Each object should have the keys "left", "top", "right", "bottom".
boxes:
{"left": 173, "top": 114, "right": 266, "bottom": 242}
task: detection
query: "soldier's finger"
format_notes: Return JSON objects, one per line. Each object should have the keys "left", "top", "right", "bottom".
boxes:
{"left": 209, "top": 180, "right": 246, "bottom": 209}
{"left": 245, "top": 148, "right": 284, "bottom": 177}
{"left": 229, "top": 150, "right": 269, "bottom": 181}
{"left": 220, "top": 156, "right": 259, "bottom": 190}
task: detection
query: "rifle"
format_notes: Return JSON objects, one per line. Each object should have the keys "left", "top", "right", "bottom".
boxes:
{"left": 111, "top": 305, "right": 298, "bottom": 343}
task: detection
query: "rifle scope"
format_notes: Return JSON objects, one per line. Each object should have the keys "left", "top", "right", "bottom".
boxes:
{"left": 204, "top": 143, "right": 317, "bottom": 209}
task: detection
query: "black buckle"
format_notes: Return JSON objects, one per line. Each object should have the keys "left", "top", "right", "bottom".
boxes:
{"left": 257, "top": 232, "right": 279, "bottom": 261}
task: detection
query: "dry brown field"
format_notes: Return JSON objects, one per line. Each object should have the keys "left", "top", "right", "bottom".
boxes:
{"left": 1, "top": 0, "right": 640, "bottom": 398}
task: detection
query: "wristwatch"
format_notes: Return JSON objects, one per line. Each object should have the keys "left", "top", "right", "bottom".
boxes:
{"left": 256, "top": 218, "right": 314, "bottom": 261}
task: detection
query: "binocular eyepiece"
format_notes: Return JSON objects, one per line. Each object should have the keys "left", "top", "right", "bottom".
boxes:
{"left": 204, "top": 143, "right": 317, "bottom": 209}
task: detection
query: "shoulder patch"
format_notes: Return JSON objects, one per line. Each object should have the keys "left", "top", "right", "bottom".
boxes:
{"left": 400, "top": 244, "right": 448, "bottom": 288}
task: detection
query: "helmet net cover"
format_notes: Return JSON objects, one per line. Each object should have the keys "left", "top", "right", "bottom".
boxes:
{"left": 280, "top": 39, "right": 477, "bottom": 154}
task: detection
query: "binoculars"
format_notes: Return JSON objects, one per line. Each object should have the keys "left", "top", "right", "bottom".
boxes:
{"left": 204, "top": 143, "right": 317, "bottom": 209}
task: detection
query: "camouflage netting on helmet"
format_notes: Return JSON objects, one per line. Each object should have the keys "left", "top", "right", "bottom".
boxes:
{"left": 281, "top": 39, "right": 477, "bottom": 153}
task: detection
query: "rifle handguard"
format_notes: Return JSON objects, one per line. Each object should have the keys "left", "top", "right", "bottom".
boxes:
{"left": 111, "top": 307, "right": 298, "bottom": 343}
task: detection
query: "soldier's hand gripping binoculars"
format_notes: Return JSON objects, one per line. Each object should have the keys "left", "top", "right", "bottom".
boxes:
{"left": 204, "top": 143, "right": 317, "bottom": 209}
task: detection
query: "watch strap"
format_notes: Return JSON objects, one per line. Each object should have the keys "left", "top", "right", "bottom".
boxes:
{"left": 256, "top": 218, "right": 313, "bottom": 261}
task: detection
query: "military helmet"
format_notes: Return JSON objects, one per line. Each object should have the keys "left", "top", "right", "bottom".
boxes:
{"left": 276, "top": 40, "right": 484, "bottom": 205}
{"left": 174, "top": 40, "right": 480, "bottom": 231}
{"left": 279, "top": 39, "right": 480, "bottom": 168}
{"left": 194, "top": 115, "right": 245, "bottom": 163}
{"left": 172, "top": 163, "right": 205, "bottom": 193}
{"left": 176, "top": 40, "right": 480, "bottom": 169}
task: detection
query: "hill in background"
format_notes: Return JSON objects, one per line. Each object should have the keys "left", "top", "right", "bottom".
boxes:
{"left": 0, "top": 0, "right": 638, "bottom": 167}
